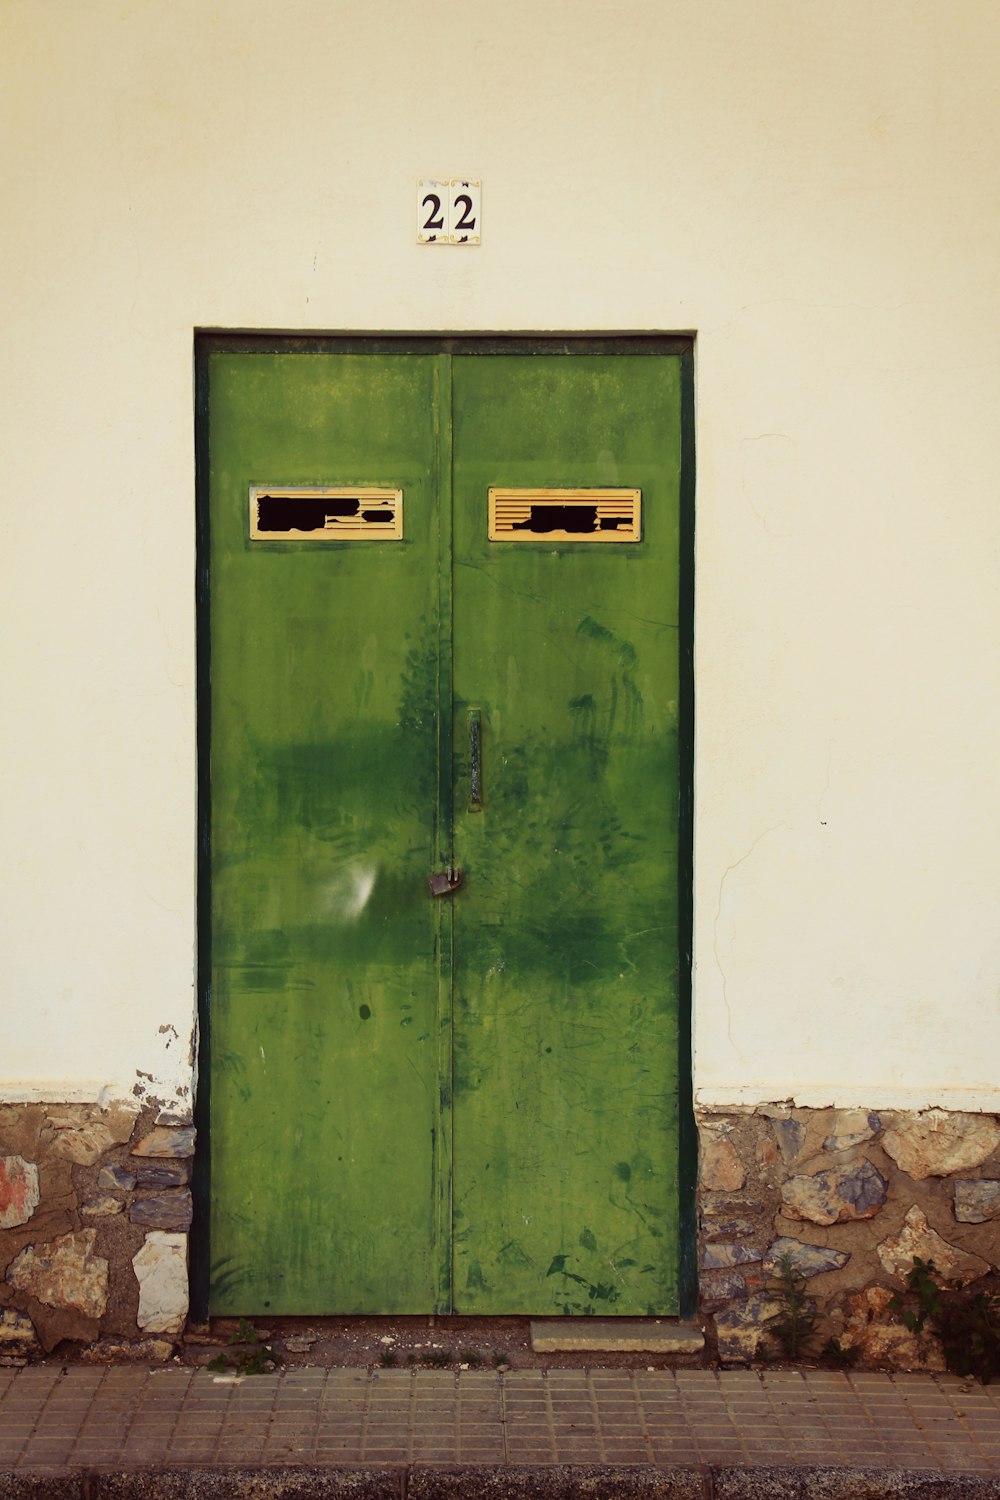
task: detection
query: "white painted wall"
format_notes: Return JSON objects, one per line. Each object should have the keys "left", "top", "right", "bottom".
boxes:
{"left": 2, "top": 0, "right": 999, "bottom": 1110}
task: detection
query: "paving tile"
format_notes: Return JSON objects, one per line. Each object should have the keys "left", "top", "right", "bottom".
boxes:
{"left": 70, "top": 1446, "right": 124, "bottom": 1463}
{"left": 7, "top": 1361, "right": 1000, "bottom": 1483}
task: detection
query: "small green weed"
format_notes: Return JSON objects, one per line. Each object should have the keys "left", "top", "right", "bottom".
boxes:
{"left": 888, "top": 1256, "right": 940, "bottom": 1334}
{"left": 491, "top": 1349, "right": 510, "bottom": 1369}
{"left": 207, "top": 1319, "right": 278, "bottom": 1375}
{"left": 378, "top": 1349, "right": 398, "bottom": 1367}
{"left": 891, "top": 1256, "right": 1000, "bottom": 1384}
{"left": 423, "top": 1348, "right": 452, "bottom": 1367}
{"left": 820, "top": 1337, "right": 859, "bottom": 1368}
{"left": 767, "top": 1250, "right": 817, "bottom": 1360}
{"left": 459, "top": 1347, "right": 482, "bottom": 1368}
{"left": 235, "top": 1346, "right": 278, "bottom": 1376}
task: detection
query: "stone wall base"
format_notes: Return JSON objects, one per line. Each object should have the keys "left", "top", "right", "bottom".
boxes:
{"left": 4, "top": 1097, "right": 999, "bottom": 1370}
{"left": 697, "top": 1104, "right": 1000, "bottom": 1368}
{"left": 0, "top": 1102, "right": 193, "bottom": 1355}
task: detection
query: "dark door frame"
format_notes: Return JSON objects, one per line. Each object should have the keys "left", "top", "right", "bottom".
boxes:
{"left": 191, "top": 330, "right": 697, "bottom": 1321}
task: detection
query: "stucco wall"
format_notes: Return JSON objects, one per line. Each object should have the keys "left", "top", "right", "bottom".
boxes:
{"left": 2, "top": 0, "right": 999, "bottom": 1110}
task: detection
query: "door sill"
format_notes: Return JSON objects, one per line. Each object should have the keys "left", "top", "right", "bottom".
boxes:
{"left": 530, "top": 1318, "right": 704, "bottom": 1353}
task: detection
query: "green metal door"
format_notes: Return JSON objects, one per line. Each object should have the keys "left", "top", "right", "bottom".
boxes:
{"left": 199, "top": 338, "right": 690, "bottom": 1318}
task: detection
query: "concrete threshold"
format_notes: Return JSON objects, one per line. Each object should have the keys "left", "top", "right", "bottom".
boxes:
{"left": 530, "top": 1317, "right": 705, "bottom": 1353}
{"left": 4, "top": 1466, "right": 1000, "bottom": 1499}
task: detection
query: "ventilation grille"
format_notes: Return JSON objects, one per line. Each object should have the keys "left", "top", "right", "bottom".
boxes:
{"left": 488, "top": 488, "right": 641, "bottom": 543}
{"left": 250, "top": 487, "right": 403, "bottom": 541}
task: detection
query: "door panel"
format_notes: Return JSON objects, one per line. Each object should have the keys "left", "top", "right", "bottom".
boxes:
{"left": 207, "top": 352, "right": 445, "bottom": 1312}
{"left": 203, "top": 341, "right": 686, "bottom": 1316}
{"left": 451, "top": 356, "right": 682, "bottom": 1314}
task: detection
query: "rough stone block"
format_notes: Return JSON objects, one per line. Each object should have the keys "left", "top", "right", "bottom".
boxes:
{"left": 133, "top": 1159, "right": 189, "bottom": 1189}
{"left": 28, "top": 1298, "right": 101, "bottom": 1352}
{"left": 701, "top": 1128, "right": 746, "bottom": 1188}
{"left": 699, "top": 1242, "right": 764, "bottom": 1270}
{"left": 781, "top": 1159, "right": 887, "bottom": 1225}
{"left": 131, "top": 1125, "right": 196, "bottom": 1159}
{"left": 5, "top": 1229, "right": 109, "bottom": 1318}
{"left": 699, "top": 1269, "right": 748, "bottom": 1308}
{"left": 132, "top": 1230, "right": 189, "bottom": 1333}
{"left": 48, "top": 1102, "right": 139, "bottom": 1165}
{"left": 954, "top": 1178, "right": 1000, "bottom": 1223}
{"left": 81, "top": 1193, "right": 123, "bottom": 1217}
{"left": 769, "top": 1117, "right": 806, "bottom": 1164}
{"left": 702, "top": 1216, "right": 755, "bottom": 1241}
{"left": 98, "top": 1164, "right": 137, "bottom": 1191}
{"left": 129, "top": 1189, "right": 193, "bottom": 1230}
{"left": 882, "top": 1108, "right": 1000, "bottom": 1180}
{"left": 877, "top": 1204, "right": 990, "bottom": 1285}
{"left": 763, "top": 1236, "right": 850, "bottom": 1278}
{"left": 700, "top": 1133, "right": 745, "bottom": 1191}
{"left": 714, "top": 1293, "right": 781, "bottom": 1362}
{"left": 823, "top": 1108, "right": 880, "bottom": 1153}
{"left": 840, "top": 1284, "right": 946, "bottom": 1371}
{"left": 0, "top": 1155, "right": 40, "bottom": 1228}
{"left": 0, "top": 1308, "right": 37, "bottom": 1347}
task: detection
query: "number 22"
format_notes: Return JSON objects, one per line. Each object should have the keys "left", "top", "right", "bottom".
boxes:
{"left": 418, "top": 180, "right": 480, "bottom": 242}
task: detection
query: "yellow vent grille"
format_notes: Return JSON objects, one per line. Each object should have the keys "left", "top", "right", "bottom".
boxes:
{"left": 250, "top": 487, "right": 403, "bottom": 541}
{"left": 488, "top": 488, "right": 641, "bottom": 543}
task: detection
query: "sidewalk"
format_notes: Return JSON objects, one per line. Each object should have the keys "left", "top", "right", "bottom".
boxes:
{"left": 3, "top": 1364, "right": 1000, "bottom": 1497}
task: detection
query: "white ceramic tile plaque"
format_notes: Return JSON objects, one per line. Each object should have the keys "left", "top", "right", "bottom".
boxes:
{"left": 417, "top": 179, "right": 481, "bottom": 245}
{"left": 417, "top": 178, "right": 449, "bottom": 243}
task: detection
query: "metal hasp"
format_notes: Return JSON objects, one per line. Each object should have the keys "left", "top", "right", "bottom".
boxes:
{"left": 428, "top": 867, "right": 464, "bottom": 897}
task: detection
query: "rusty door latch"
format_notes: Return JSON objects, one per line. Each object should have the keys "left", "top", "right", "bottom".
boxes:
{"left": 428, "top": 867, "right": 464, "bottom": 897}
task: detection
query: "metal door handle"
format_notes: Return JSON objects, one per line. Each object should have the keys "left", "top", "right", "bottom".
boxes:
{"left": 468, "top": 708, "right": 482, "bottom": 810}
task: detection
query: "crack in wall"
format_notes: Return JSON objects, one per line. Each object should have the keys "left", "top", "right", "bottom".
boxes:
{"left": 712, "top": 822, "right": 785, "bottom": 1055}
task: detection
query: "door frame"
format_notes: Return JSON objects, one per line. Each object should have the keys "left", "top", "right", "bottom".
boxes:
{"left": 191, "top": 331, "right": 697, "bottom": 1321}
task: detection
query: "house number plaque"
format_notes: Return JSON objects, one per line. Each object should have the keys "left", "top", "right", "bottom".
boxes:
{"left": 417, "top": 179, "right": 481, "bottom": 244}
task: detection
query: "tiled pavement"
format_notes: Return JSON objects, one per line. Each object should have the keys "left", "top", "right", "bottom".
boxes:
{"left": 2, "top": 1364, "right": 1000, "bottom": 1489}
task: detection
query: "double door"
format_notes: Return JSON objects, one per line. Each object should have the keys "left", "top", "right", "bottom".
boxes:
{"left": 201, "top": 338, "right": 690, "bottom": 1316}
